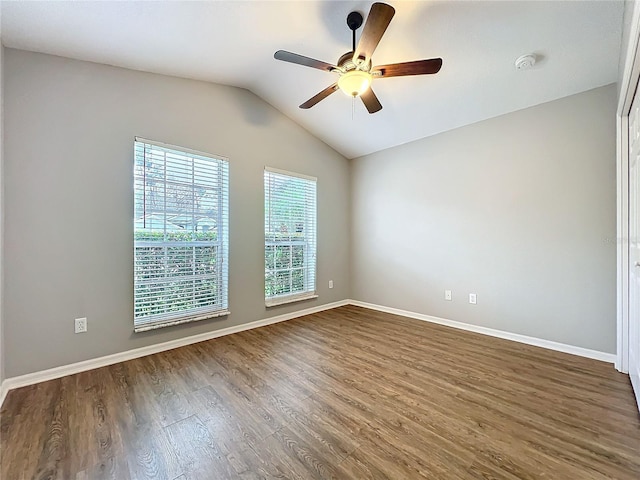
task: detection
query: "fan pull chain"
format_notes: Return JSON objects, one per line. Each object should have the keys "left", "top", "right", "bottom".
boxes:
{"left": 352, "top": 95, "right": 355, "bottom": 120}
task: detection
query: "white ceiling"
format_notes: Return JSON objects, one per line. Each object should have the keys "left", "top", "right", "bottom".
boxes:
{"left": 1, "top": 1, "right": 624, "bottom": 159}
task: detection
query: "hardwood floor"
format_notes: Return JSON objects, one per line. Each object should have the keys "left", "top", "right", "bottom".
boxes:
{"left": 1, "top": 305, "right": 639, "bottom": 479}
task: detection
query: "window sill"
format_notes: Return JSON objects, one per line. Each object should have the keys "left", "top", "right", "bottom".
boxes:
{"left": 265, "top": 293, "right": 318, "bottom": 308}
{"left": 134, "top": 309, "right": 230, "bottom": 333}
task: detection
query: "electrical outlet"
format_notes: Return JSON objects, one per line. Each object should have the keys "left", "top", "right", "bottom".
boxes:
{"left": 75, "top": 317, "right": 87, "bottom": 333}
{"left": 329, "top": 280, "right": 334, "bottom": 289}
{"left": 469, "top": 293, "right": 477, "bottom": 305}
{"left": 445, "top": 290, "right": 452, "bottom": 301}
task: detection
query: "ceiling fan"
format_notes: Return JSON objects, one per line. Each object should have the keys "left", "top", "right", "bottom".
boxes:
{"left": 274, "top": 2, "right": 442, "bottom": 114}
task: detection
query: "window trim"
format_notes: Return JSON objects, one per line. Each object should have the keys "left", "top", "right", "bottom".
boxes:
{"left": 264, "top": 166, "right": 317, "bottom": 307}
{"left": 133, "top": 137, "right": 230, "bottom": 332}
{"left": 134, "top": 309, "right": 231, "bottom": 333}
{"left": 135, "top": 137, "right": 230, "bottom": 164}
{"left": 265, "top": 293, "right": 319, "bottom": 308}
{"left": 265, "top": 166, "right": 317, "bottom": 182}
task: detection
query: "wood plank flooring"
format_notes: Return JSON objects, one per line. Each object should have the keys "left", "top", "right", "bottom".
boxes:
{"left": 1, "top": 305, "right": 639, "bottom": 479}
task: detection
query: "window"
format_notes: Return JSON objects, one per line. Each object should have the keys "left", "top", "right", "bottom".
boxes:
{"left": 264, "top": 167, "right": 317, "bottom": 306}
{"left": 133, "top": 138, "right": 229, "bottom": 332}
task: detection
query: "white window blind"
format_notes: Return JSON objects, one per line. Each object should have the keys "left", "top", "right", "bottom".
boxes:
{"left": 264, "top": 167, "right": 317, "bottom": 306}
{"left": 134, "top": 138, "right": 229, "bottom": 332}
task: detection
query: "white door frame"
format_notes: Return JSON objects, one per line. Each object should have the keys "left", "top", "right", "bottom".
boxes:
{"left": 617, "top": 3, "right": 640, "bottom": 373}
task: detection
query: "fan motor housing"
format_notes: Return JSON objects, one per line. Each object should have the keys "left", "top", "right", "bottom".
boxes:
{"left": 337, "top": 51, "right": 369, "bottom": 72}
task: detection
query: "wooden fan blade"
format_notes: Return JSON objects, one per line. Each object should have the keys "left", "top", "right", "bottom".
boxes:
{"left": 300, "top": 83, "right": 339, "bottom": 109}
{"left": 274, "top": 50, "right": 337, "bottom": 72}
{"left": 361, "top": 88, "right": 383, "bottom": 114}
{"left": 353, "top": 3, "right": 395, "bottom": 65}
{"left": 374, "top": 58, "right": 443, "bottom": 77}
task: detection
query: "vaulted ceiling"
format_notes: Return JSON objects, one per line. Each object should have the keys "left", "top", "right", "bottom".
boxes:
{"left": 1, "top": 1, "right": 624, "bottom": 158}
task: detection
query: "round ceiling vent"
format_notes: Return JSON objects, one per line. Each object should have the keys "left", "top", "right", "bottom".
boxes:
{"left": 515, "top": 54, "right": 537, "bottom": 70}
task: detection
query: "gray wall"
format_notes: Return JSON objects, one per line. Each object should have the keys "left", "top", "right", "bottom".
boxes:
{"left": 351, "top": 85, "right": 617, "bottom": 353}
{"left": 0, "top": 41, "right": 4, "bottom": 383}
{"left": 4, "top": 49, "right": 350, "bottom": 377}
{"left": 1, "top": 48, "right": 619, "bottom": 377}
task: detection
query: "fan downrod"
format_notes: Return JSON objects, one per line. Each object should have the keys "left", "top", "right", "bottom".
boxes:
{"left": 346, "top": 11, "right": 363, "bottom": 51}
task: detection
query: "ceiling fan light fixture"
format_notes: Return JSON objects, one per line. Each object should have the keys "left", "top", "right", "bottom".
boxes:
{"left": 338, "top": 70, "right": 372, "bottom": 97}
{"left": 274, "top": 2, "right": 441, "bottom": 113}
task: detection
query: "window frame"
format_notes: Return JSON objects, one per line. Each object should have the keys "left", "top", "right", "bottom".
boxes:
{"left": 264, "top": 166, "right": 317, "bottom": 307}
{"left": 133, "top": 137, "right": 230, "bottom": 332}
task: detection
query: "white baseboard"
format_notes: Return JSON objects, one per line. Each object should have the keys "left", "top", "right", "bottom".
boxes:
{"left": 0, "top": 381, "right": 8, "bottom": 409}
{"left": 0, "top": 300, "right": 349, "bottom": 404}
{"left": 0, "top": 298, "right": 618, "bottom": 408}
{"left": 348, "top": 300, "right": 617, "bottom": 364}
{"left": 630, "top": 351, "right": 640, "bottom": 411}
